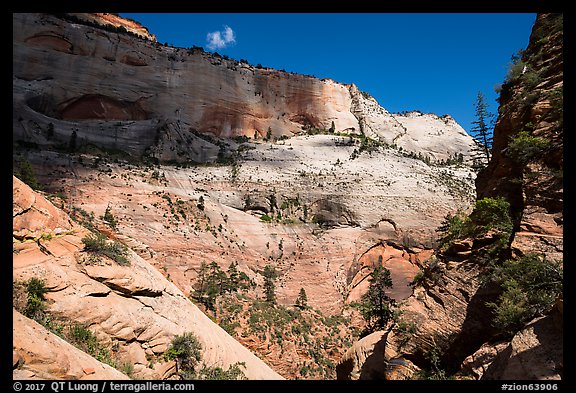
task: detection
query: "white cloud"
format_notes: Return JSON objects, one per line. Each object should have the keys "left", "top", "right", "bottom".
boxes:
{"left": 206, "top": 25, "right": 236, "bottom": 51}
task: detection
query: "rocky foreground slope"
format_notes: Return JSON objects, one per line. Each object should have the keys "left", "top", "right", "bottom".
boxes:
{"left": 13, "top": 176, "right": 283, "bottom": 380}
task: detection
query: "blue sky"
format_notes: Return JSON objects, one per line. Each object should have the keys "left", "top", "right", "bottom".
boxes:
{"left": 120, "top": 13, "right": 537, "bottom": 135}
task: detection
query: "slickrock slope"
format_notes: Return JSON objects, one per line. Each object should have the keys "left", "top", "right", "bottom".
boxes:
{"left": 18, "top": 132, "right": 475, "bottom": 317}
{"left": 13, "top": 176, "right": 283, "bottom": 380}
{"left": 13, "top": 309, "right": 130, "bottom": 380}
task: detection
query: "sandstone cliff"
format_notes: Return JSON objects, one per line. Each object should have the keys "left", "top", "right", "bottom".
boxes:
{"left": 13, "top": 12, "right": 488, "bottom": 380}
{"left": 65, "top": 13, "right": 157, "bottom": 42}
{"left": 475, "top": 13, "right": 563, "bottom": 264}
{"left": 336, "top": 13, "right": 563, "bottom": 381}
{"left": 13, "top": 13, "right": 477, "bottom": 164}
{"left": 13, "top": 176, "right": 283, "bottom": 380}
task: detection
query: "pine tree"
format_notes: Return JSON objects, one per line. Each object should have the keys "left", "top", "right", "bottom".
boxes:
{"left": 191, "top": 261, "right": 227, "bottom": 312}
{"left": 295, "top": 287, "right": 308, "bottom": 309}
{"left": 207, "top": 261, "right": 227, "bottom": 301}
{"left": 192, "top": 262, "right": 210, "bottom": 305}
{"left": 103, "top": 204, "right": 118, "bottom": 230}
{"left": 470, "top": 91, "right": 495, "bottom": 168}
{"left": 262, "top": 264, "right": 277, "bottom": 304}
{"left": 357, "top": 265, "right": 396, "bottom": 331}
{"left": 226, "top": 261, "right": 240, "bottom": 292}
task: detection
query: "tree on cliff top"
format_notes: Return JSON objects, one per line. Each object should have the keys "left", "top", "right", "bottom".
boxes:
{"left": 470, "top": 91, "right": 494, "bottom": 168}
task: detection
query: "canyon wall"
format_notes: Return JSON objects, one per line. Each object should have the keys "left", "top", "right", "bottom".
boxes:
{"left": 13, "top": 13, "right": 477, "bottom": 164}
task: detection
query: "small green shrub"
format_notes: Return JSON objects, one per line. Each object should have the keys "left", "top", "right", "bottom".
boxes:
{"left": 412, "top": 343, "right": 452, "bottom": 380}
{"left": 507, "top": 131, "right": 551, "bottom": 164}
{"left": 71, "top": 207, "right": 96, "bottom": 231}
{"left": 68, "top": 323, "right": 100, "bottom": 354}
{"left": 120, "top": 362, "right": 134, "bottom": 377}
{"left": 437, "top": 209, "right": 469, "bottom": 243}
{"left": 197, "top": 196, "right": 205, "bottom": 211}
{"left": 82, "top": 232, "right": 130, "bottom": 266}
{"left": 409, "top": 270, "right": 425, "bottom": 286}
{"left": 260, "top": 214, "right": 273, "bottom": 223}
{"left": 437, "top": 197, "right": 512, "bottom": 252}
{"left": 165, "top": 332, "right": 203, "bottom": 377}
{"left": 65, "top": 323, "right": 116, "bottom": 367}
{"left": 102, "top": 204, "right": 118, "bottom": 230}
{"left": 196, "top": 362, "right": 247, "bottom": 380}
{"left": 503, "top": 50, "right": 525, "bottom": 84}
{"left": 469, "top": 197, "right": 513, "bottom": 237}
{"left": 14, "top": 158, "right": 43, "bottom": 190}
{"left": 23, "top": 277, "right": 48, "bottom": 321}
{"left": 522, "top": 70, "right": 542, "bottom": 90}
{"left": 486, "top": 253, "right": 562, "bottom": 338}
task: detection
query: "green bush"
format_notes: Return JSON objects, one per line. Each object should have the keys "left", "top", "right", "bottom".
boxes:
{"left": 71, "top": 207, "right": 96, "bottom": 231}
{"left": 165, "top": 332, "right": 202, "bottom": 374}
{"left": 65, "top": 323, "right": 116, "bottom": 367}
{"left": 522, "top": 70, "right": 542, "bottom": 90}
{"left": 503, "top": 50, "right": 525, "bottom": 84}
{"left": 486, "top": 253, "right": 562, "bottom": 338}
{"left": 196, "top": 362, "right": 247, "bottom": 380}
{"left": 469, "top": 197, "right": 513, "bottom": 237}
{"left": 507, "top": 131, "right": 551, "bottom": 164}
{"left": 438, "top": 197, "right": 512, "bottom": 245}
{"left": 82, "top": 232, "right": 130, "bottom": 266}
{"left": 14, "top": 158, "right": 43, "bottom": 191}
{"left": 436, "top": 210, "right": 470, "bottom": 245}
{"left": 23, "top": 277, "right": 48, "bottom": 321}
{"left": 260, "top": 214, "right": 273, "bottom": 223}
{"left": 68, "top": 323, "right": 100, "bottom": 355}
{"left": 412, "top": 343, "right": 452, "bottom": 380}
{"left": 409, "top": 270, "right": 425, "bottom": 286}
{"left": 102, "top": 205, "right": 118, "bottom": 230}
{"left": 164, "top": 333, "right": 245, "bottom": 379}
{"left": 436, "top": 197, "right": 512, "bottom": 256}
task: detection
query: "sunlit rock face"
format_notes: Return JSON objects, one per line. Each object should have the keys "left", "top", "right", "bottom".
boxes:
{"left": 13, "top": 13, "right": 488, "bottom": 380}
{"left": 12, "top": 176, "right": 284, "bottom": 380}
{"left": 13, "top": 13, "right": 477, "bottom": 164}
